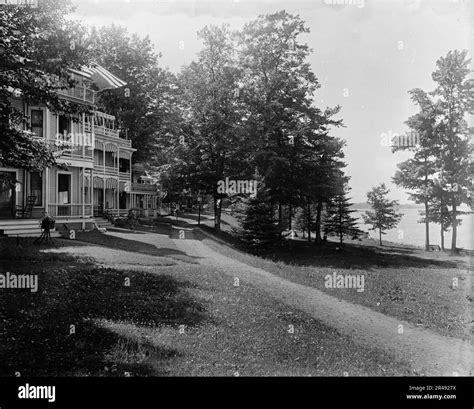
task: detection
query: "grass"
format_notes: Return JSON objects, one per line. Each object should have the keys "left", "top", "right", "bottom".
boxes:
{"left": 74, "top": 229, "right": 194, "bottom": 260}
{"left": 195, "top": 225, "right": 473, "bottom": 340}
{"left": 0, "top": 238, "right": 205, "bottom": 376}
{"left": 0, "top": 236, "right": 413, "bottom": 376}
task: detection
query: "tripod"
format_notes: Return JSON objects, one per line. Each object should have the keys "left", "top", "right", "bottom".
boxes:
{"left": 35, "top": 226, "right": 53, "bottom": 244}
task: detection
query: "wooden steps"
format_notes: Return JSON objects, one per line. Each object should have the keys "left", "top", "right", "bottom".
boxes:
{"left": 0, "top": 219, "right": 60, "bottom": 238}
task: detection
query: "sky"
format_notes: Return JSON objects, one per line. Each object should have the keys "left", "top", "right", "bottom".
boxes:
{"left": 71, "top": 0, "right": 470, "bottom": 203}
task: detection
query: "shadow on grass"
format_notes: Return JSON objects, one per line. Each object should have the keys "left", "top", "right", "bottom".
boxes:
{"left": 74, "top": 230, "right": 201, "bottom": 261}
{"left": 103, "top": 227, "right": 147, "bottom": 235}
{"left": 268, "top": 241, "right": 464, "bottom": 270}
{"left": 198, "top": 225, "right": 464, "bottom": 270}
{"left": 0, "top": 266, "right": 207, "bottom": 376}
{"left": 0, "top": 237, "right": 91, "bottom": 263}
{"left": 177, "top": 213, "right": 214, "bottom": 223}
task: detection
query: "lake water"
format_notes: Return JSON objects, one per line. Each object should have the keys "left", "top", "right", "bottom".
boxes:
{"left": 353, "top": 208, "right": 473, "bottom": 250}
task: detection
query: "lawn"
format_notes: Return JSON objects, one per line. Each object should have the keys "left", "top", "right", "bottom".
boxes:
{"left": 196, "top": 225, "right": 473, "bottom": 341}
{"left": 0, "top": 236, "right": 412, "bottom": 376}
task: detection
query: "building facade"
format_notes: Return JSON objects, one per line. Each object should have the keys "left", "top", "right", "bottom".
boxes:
{"left": 0, "top": 64, "right": 161, "bottom": 226}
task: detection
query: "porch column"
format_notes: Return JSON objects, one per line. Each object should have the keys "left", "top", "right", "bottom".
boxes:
{"left": 23, "top": 170, "right": 27, "bottom": 208}
{"left": 129, "top": 155, "right": 132, "bottom": 194}
{"left": 103, "top": 148, "right": 106, "bottom": 212}
{"left": 82, "top": 113, "right": 85, "bottom": 157}
{"left": 81, "top": 167, "right": 85, "bottom": 229}
{"left": 117, "top": 145, "right": 120, "bottom": 177}
{"left": 45, "top": 167, "right": 49, "bottom": 215}
{"left": 89, "top": 170, "right": 93, "bottom": 218}
{"left": 44, "top": 107, "right": 50, "bottom": 216}
{"left": 117, "top": 145, "right": 120, "bottom": 215}
{"left": 116, "top": 178, "right": 119, "bottom": 215}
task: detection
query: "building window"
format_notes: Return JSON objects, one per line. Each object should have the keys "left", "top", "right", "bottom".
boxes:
{"left": 94, "top": 149, "right": 104, "bottom": 166}
{"left": 58, "top": 173, "right": 71, "bottom": 204}
{"left": 30, "top": 109, "right": 44, "bottom": 138}
{"left": 104, "top": 151, "right": 115, "bottom": 167}
{"left": 30, "top": 172, "right": 43, "bottom": 206}
{"left": 119, "top": 158, "right": 130, "bottom": 172}
{"left": 58, "top": 115, "right": 70, "bottom": 136}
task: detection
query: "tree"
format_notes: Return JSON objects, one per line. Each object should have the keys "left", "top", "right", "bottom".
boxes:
{"left": 155, "top": 11, "right": 347, "bottom": 238}
{"left": 86, "top": 25, "right": 179, "bottom": 164}
{"left": 392, "top": 93, "right": 439, "bottom": 251}
{"left": 393, "top": 50, "right": 473, "bottom": 252}
{"left": 429, "top": 50, "right": 473, "bottom": 251}
{"left": 304, "top": 135, "right": 347, "bottom": 244}
{"left": 363, "top": 183, "right": 403, "bottom": 246}
{"left": 235, "top": 188, "right": 280, "bottom": 252}
{"left": 238, "top": 10, "right": 344, "bottom": 237}
{"left": 295, "top": 203, "right": 317, "bottom": 241}
{"left": 420, "top": 186, "right": 452, "bottom": 251}
{"left": 164, "top": 24, "right": 248, "bottom": 231}
{"left": 0, "top": 0, "right": 90, "bottom": 171}
{"left": 324, "top": 189, "right": 362, "bottom": 246}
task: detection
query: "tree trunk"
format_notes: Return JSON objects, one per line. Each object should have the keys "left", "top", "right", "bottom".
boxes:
{"left": 307, "top": 201, "right": 311, "bottom": 242}
{"left": 451, "top": 198, "right": 457, "bottom": 252}
{"left": 213, "top": 196, "right": 222, "bottom": 231}
{"left": 278, "top": 202, "right": 282, "bottom": 237}
{"left": 440, "top": 198, "right": 444, "bottom": 251}
{"left": 288, "top": 204, "right": 292, "bottom": 231}
{"left": 424, "top": 200, "right": 430, "bottom": 251}
{"left": 339, "top": 213, "right": 343, "bottom": 246}
{"left": 314, "top": 199, "right": 323, "bottom": 244}
{"left": 379, "top": 229, "right": 383, "bottom": 246}
{"left": 440, "top": 223, "right": 445, "bottom": 251}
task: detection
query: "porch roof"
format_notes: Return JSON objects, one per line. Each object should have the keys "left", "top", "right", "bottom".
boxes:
{"left": 70, "top": 63, "right": 127, "bottom": 91}
{"left": 81, "top": 63, "right": 127, "bottom": 91}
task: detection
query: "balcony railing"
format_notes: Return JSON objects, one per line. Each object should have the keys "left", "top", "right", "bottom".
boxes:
{"left": 104, "top": 165, "right": 117, "bottom": 175}
{"left": 92, "top": 164, "right": 130, "bottom": 177}
{"left": 94, "top": 207, "right": 128, "bottom": 217}
{"left": 84, "top": 121, "right": 132, "bottom": 147}
{"left": 132, "top": 183, "right": 158, "bottom": 192}
{"left": 48, "top": 204, "right": 94, "bottom": 217}
{"left": 58, "top": 86, "right": 95, "bottom": 104}
{"left": 58, "top": 145, "right": 93, "bottom": 159}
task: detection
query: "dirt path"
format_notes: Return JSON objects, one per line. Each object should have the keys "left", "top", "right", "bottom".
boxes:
{"left": 170, "top": 228, "right": 473, "bottom": 376}
{"left": 64, "top": 225, "right": 472, "bottom": 376}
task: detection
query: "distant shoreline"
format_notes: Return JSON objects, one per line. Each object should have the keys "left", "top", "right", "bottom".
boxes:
{"left": 351, "top": 205, "right": 424, "bottom": 211}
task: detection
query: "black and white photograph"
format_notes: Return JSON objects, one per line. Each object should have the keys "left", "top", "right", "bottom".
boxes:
{"left": 0, "top": 0, "right": 472, "bottom": 408}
